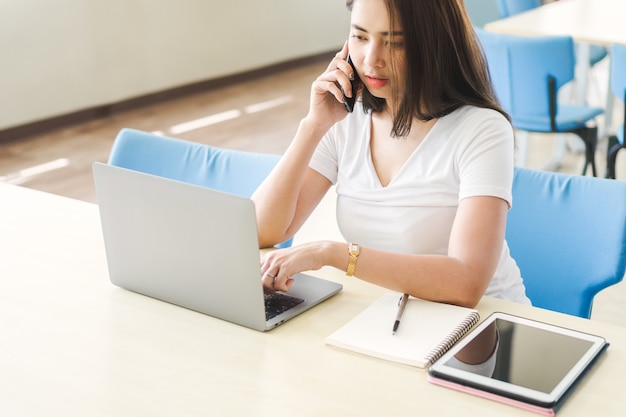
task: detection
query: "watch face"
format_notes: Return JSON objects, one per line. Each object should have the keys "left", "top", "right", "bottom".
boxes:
{"left": 349, "top": 243, "right": 359, "bottom": 255}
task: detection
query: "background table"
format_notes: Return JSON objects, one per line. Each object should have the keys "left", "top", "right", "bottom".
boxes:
{"left": 485, "top": 0, "right": 625, "bottom": 45}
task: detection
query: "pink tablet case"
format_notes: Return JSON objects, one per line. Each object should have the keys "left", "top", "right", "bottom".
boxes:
{"left": 427, "top": 374, "right": 556, "bottom": 416}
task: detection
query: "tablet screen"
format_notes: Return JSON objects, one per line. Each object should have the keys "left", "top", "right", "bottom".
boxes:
{"left": 428, "top": 312, "right": 608, "bottom": 407}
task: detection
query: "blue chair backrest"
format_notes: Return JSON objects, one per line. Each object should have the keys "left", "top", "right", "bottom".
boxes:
{"left": 475, "top": 29, "right": 575, "bottom": 124}
{"left": 498, "top": 0, "right": 541, "bottom": 17}
{"left": 108, "top": 128, "right": 280, "bottom": 197}
{"left": 506, "top": 167, "right": 626, "bottom": 318}
{"left": 108, "top": 128, "right": 292, "bottom": 247}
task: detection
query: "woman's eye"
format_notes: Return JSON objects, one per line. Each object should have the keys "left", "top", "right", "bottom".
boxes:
{"left": 385, "top": 38, "right": 404, "bottom": 48}
{"left": 386, "top": 39, "right": 404, "bottom": 48}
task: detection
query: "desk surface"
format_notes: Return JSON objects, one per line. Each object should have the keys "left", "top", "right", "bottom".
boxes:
{"left": 484, "top": 0, "right": 626, "bottom": 46}
{"left": 1, "top": 183, "right": 625, "bottom": 416}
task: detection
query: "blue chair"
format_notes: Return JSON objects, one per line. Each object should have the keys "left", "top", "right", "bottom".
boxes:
{"left": 506, "top": 167, "right": 626, "bottom": 318}
{"left": 107, "top": 128, "right": 292, "bottom": 248}
{"left": 476, "top": 29, "right": 604, "bottom": 175}
{"left": 606, "top": 43, "right": 626, "bottom": 179}
{"left": 497, "top": 0, "right": 608, "bottom": 66}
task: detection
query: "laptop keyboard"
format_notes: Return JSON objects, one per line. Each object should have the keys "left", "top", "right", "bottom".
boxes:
{"left": 264, "top": 292, "right": 305, "bottom": 320}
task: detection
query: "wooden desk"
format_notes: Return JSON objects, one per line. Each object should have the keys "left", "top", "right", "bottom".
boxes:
{"left": 1, "top": 183, "right": 625, "bottom": 416}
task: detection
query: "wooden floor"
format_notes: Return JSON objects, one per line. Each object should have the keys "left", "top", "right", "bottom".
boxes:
{"left": 2, "top": 56, "right": 625, "bottom": 327}
{"left": 0, "top": 58, "right": 327, "bottom": 202}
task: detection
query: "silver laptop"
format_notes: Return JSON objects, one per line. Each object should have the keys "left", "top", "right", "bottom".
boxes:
{"left": 92, "top": 162, "right": 342, "bottom": 331}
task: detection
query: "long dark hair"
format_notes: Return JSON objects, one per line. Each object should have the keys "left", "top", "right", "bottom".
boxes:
{"left": 346, "top": 0, "right": 508, "bottom": 137}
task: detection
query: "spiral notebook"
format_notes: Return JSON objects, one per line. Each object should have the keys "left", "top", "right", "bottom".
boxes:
{"left": 326, "top": 292, "right": 480, "bottom": 368}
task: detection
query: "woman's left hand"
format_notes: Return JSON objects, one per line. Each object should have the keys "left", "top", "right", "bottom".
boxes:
{"left": 260, "top": 241, "right": 337, "bottom": 292}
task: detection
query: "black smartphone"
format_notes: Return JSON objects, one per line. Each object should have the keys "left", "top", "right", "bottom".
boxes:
{"left": 343, "top": 55, "right": 360, "bottom": 113}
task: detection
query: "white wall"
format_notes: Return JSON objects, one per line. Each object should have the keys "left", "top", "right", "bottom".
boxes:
{"left": 0, "top": 0, "right": 348, "bottom": 131}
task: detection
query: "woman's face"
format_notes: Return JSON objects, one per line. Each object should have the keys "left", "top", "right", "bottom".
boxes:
{"left": 348, "top": 0, "right": 405, "bottom": 106}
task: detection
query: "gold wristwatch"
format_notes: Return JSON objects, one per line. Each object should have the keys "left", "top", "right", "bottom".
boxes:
{"left": 346, "top": 243, "right": 360, "bottom": 277}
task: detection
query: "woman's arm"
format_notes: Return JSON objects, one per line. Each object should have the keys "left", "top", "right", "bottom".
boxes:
{"left": 252, "top": 121, "right": 332, "bottom": 248}
{"left": 261, "top": 195, "right": 508, "bottom": 308}
{"left": 252, "top": 43, "right": 355, "bottom": 247}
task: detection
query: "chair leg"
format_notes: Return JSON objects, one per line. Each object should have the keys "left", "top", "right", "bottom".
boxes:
{"left": 574, "top": 126, "right": 598, "bottom": 176}
{"left": 606, "top": 135, "right": 622, "bottom": 179}
{"left": 514, "top": 130, "right": 530, "bottom": 167}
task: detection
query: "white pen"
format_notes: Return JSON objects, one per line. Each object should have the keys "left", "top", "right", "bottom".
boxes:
{"left": 392, "top": 293, "right": 409, "bottom": 335}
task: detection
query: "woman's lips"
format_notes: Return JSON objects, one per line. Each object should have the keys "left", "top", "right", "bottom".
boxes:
{"left": 365, "top": 76, "right": 389, "bottom": 89}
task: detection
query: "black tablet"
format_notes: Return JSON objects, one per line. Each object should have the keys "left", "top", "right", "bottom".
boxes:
{"left": 427, "top": 312, "right": 608, "bottom": 416}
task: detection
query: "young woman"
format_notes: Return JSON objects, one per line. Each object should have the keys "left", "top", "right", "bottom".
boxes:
{"left": 252, "top": 0, "right": 530, "bottom": 308}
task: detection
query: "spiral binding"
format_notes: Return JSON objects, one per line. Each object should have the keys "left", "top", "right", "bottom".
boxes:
{"left": 424, "top": 312, "right": 480, "bottom": 365}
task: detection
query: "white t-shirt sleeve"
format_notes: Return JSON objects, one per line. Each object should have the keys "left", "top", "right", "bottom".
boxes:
{"left": 309, "top": 103, "right": 373, "bottom": 186}
{"left": 309, "top": 124, "right": 340, "bottom": 185}
{"left": 455, "top": 107, "right": 514, "bottom": 207}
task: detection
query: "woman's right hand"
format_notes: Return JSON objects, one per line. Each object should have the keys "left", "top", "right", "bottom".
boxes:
{"left": 305, "top": 42, "right": 356, "bottom": 132}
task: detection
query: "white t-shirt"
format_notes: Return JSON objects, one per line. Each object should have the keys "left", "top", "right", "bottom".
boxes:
{"left": 309, "top": 103, "right": 530, "bottom": 304}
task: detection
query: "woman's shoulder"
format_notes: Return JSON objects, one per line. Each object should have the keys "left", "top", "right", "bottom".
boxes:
{"left": 350, "top": 100, "right": 371, "bottom": 122}
{"left": 443, "top": 105, "right": 512, "bottom": 132}
{"left": 330, "top": 100, "right": 371, "bottom": 137}
{"left": 448, "top": 105, "right": 509, "bottom": 122}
